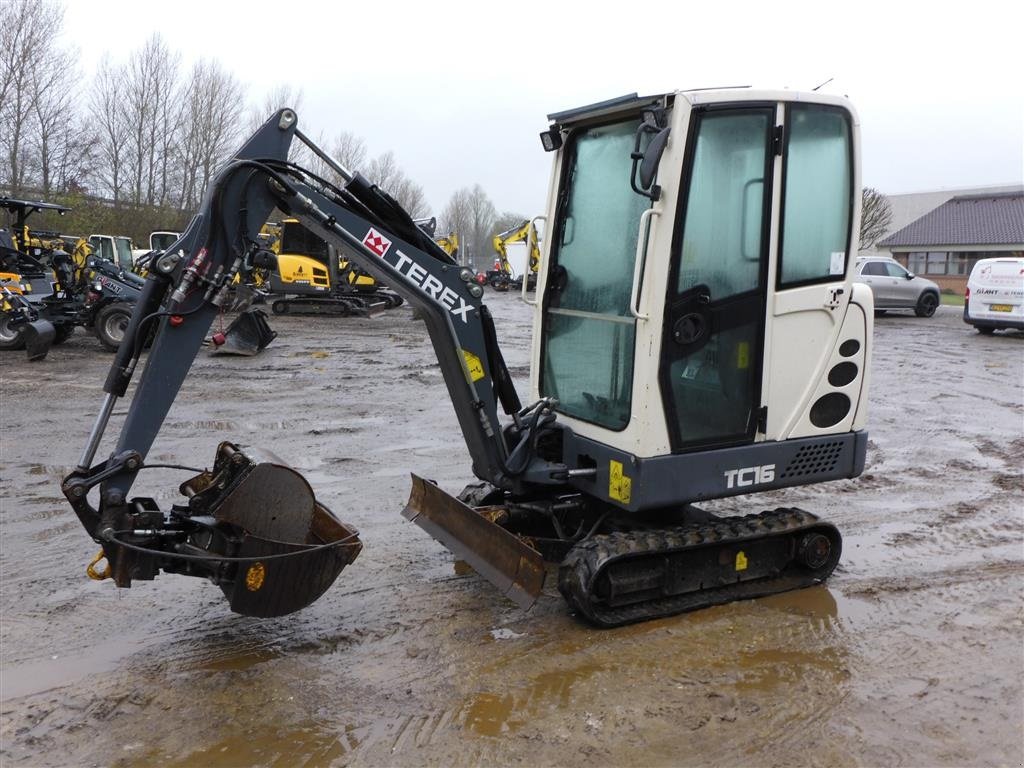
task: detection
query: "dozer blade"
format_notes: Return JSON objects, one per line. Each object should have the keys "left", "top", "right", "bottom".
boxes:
{"left": 23, "top": 319, "right": 55, "bottom": 361}
{"left": 213, "top": 308, "right": 277, "bottom": 356}
{"left": 402, "top": 474, "right": 545, "bottom": 609}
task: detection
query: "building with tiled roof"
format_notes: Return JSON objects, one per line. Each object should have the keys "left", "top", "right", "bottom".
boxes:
{"left": 877, "top": 189, "right": 1024, "bottom": 293}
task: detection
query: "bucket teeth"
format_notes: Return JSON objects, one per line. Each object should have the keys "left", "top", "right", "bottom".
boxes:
{"left": 402, "top": 474, "right": 545, "bottom": 609}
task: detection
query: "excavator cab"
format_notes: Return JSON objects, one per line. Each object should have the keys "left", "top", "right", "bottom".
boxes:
{"left": 407, "top": 91, "right": 868, "bottom": 624}
{"left": 534, "top": 92, "right": 868, "bottom": 492}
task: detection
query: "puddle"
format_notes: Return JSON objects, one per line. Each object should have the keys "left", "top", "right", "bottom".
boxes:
{"left": 462, "top": 661, "right": 605, "bottom": 736}
{"left": 191, "top": 644, "right": 285, "bottom": 672}
{"left": 162, "top": 723, "right": 362, "bottom": 768}
{"left": 1, "top": 633, "right": 147, "bottom": 699}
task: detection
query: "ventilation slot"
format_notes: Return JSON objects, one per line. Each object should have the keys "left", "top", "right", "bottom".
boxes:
{"left": 781, "top": 441, "right": 845, "bottom": 479}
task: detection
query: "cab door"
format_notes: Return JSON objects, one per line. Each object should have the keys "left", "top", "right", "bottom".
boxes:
{"left": 658, "top": 105, "right": 776, "bottom": 451}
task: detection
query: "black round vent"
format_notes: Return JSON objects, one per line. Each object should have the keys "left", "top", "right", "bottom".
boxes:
{"left": 828, "top": 362, "right": 858, "bottom": 387}
{"left": 810, "top": 393, "right": 851, "bottom": 428}
{"left": 839, "top": 339, "right": 860, "bottom": 357}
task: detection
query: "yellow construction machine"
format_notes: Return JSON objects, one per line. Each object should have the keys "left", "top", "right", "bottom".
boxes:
{"left": 486, "top": 219, "right": 540, "bottom": 291}
{"left": 267, "top": 217, "right": 402, "bottom": 314}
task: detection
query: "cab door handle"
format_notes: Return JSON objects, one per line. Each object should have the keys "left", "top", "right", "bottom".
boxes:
{"left": 629, "top": 208, "right": 660, "bottom": 320}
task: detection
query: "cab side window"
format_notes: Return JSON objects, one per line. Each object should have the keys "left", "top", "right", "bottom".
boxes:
{"left": 778, "top": 105, "right": 853, "bottom": 286}
{"left": 884, "top": 262, "right": 908, "bottom": 278}
{"left": 861, "top": 262, "right": 886, "bottom": 276}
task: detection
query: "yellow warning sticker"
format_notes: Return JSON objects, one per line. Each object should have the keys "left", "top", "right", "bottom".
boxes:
{"left": 462, "top": 350, "right": 485, "bottom": 382}
{"left": 737, "top": 342, "right": 750, "bottom": 369}
{"left": 245, "top": 562, "right": 266, "bottom": 591}
{"left": 609, "top": 460, "right": 632, "bottom": 504}
{"left": 735, "top": 551, "right": 748, "bottom": 571}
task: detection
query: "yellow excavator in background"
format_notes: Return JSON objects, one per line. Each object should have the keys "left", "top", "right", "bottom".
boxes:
{"left": 486, "top": 219, "right": 540, "bottom": 291}
{"left": 435, "top": 231, "right": 459, "bottom": 259}
{"left": 267, "top": 218, "right": 402, "bottom": 314}
{"left": 414, "top": 217, "right": 460, "bottom": 261}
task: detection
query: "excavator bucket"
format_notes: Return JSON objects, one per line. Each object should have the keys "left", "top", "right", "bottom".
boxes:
{"left": 23, "top": 319, "right": 55, "bottom": 361}
{"left": 212, "top": 308, "right": 277, "bottom": 356}
{"left": 402, "top": 474, "right": 545, "bottom": 608}
{"left": 179, "top": 443, "right": 362, "bottom": 617}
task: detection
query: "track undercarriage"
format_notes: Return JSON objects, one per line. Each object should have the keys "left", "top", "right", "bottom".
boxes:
{"left": 270, "top": 289, "right": 403, "bottom": 317}
{"left": 404, "top": 476, "right": 841, "bottom": 627}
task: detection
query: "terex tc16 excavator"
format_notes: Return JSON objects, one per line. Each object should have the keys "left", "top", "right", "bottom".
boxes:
{"left": 62, "top": 89, "right": 871, "bottom": 626}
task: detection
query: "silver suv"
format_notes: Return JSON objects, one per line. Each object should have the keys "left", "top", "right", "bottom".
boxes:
{"left": 855, "top": 256, "right": 941, "bottom": 317}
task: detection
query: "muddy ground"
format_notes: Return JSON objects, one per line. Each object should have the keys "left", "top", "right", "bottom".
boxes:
{"left": 1, "top": 294, "right": 1021, "bottom": 767}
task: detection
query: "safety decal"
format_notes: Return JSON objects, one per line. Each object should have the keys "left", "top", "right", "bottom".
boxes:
{"left": 363, "top": 228, "right": 392, "bottom": 257}
{"left": 737, "top": 341, "right": 749, "bottom": 369}
{"left": 609, "top": 460, "right": 632, "bottom": 504}
{"left": 462, "top": 349, "right": 485, "bottom": 382}
{"left": 735, "top": 551, "right": 748, "bottom": 571}
{"left": 245, "top": 562, "right": 266, "bottom": 591}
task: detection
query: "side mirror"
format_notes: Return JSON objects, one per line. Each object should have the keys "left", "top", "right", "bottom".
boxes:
{"left": 906, "top": 272, "right": 915, "bottom": 279}
{"left": 630, "top": 109, "right": 670, "bottom": 201}
{"left": 639, "top": 127, "right": 671, "bottom": 191}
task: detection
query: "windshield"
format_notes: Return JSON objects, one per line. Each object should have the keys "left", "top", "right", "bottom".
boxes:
{"left": 115, "top": 238, "right": 133, "bottom": 270}
{"left": 539, "top": 117, "right": 652, "bottom": 430}
{"left": 281, "top": 222, "right": 329, "bottom": 263}
{"left": 151, "top": 233, "right": 178, "bottom": 251}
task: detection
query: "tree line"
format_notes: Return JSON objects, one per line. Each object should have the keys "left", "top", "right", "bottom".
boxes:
{"left": 0, "top": 0, "right": 516, "bottom": 266}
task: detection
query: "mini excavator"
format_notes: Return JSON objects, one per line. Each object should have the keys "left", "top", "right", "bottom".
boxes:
{"left": 63, "top": 89, "right": 872, "bottom": 626}
{"left": 266, "top": 217, "right": 403, "bottom": 315}
{"left": 486, "top": 219, "right": 541, "bottom": 291}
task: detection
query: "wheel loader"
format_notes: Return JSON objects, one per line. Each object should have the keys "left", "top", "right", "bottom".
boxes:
{"left": 0, "top": 197, "right": 147, "bottom": 354}
{"left": 63, "top": 88, "right": 872, "bottom": 626}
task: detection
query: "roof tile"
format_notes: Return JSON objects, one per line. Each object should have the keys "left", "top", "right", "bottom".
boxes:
{"left": 879, "top": 192, "right": 1024, "bottom": 247}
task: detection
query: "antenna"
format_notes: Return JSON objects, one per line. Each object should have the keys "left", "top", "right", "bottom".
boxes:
{"left": 812, "top": 77, "right": 834, "bottom": 92}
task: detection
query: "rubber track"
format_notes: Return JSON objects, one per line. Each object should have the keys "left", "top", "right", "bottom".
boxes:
{"left": 558, "top": 508, "right": 840, "bottom": 627}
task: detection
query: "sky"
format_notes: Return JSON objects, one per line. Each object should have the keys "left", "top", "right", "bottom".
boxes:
{"left": 62, "top": 0, "right": 1023, "bottom": 218}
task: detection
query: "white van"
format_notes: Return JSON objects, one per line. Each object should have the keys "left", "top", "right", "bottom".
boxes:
{"left": 963, "top": 257, "right": 1024, "bottom": 334}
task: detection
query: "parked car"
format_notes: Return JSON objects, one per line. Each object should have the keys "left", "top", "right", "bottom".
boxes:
{"left": 854, "top": 256, "right": 941, "bottom": 317}
{"left": 963, "top": 257, "right": 1024, "bottom": 335}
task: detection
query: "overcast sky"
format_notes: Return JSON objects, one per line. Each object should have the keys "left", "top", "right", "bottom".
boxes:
{"left": 64, "top": 0, "right": 1023, "bottom": 217}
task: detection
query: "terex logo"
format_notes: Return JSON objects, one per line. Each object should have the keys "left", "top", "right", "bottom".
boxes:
{"left": 362, "top": 228, "right": 392, "bottom": 257}
{"left": 724, "top": 464, "right": 775, "bottom": 489}
{"left": 392, "top": 250, "right": 474, "bottom": 323}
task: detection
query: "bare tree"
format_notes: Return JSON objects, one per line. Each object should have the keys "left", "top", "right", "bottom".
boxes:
{"left": 493, "top": 211, "right": 529, "bottom": 234}
{"left": 29, "top": 40, "right": 86, "bottom": 196}
{"left": 331, "top": 132, "right": 368, "bottom": 173}
{"left": 176, "top": 59, "right": 245, "bottom": 210}
{"left": 439, "top": 186, "right": 496, "bottom": 268}
{"left": 860, "top": 187, "right": 893, "bottom": 249}
{"left": 440, "top": 187, "right": 472, "bottom": 262}
{"left": 90, "top": 56, "right": 131, "bottom": 202}
{"left": 364, "top": 150, "right": 429, "bottom": 217}
{"left": 390, "top": 177, "right": 429, "bottom": 219}
{"left": 123, "top": 34, "right": 180, "bottom": 205}
{"left": 0, "top": 0, "right": 65, "bottom": 194}
{"left": 367, "top": 151, "right": 400, "bottom": 191}
{"left": 466, "top": 184, "right": 497, "bottom": 268}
